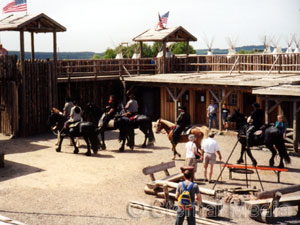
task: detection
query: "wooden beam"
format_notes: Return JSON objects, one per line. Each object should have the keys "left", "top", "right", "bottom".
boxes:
{"left": 265, "top": 98, "right": 269, "bottom": 124}
{"left": 209, "top": 89, "right": 220, "bottom": 102}
{"left": 258, "top": 184, "right": 300, "bottom": 199}
{"left": 186, "top": 41, "right": 190, "bottom": 56}
{"left": 268, "top": 100, "right": 281, "bottom": 114}
{"left": 293, "top": 101, "right": 298, "bottom": 152}
{"left": 31, "top": 32, "right": 35, "bottom": 60}
{"left": 53, "top": 31, "right": 58, "bottom": 106}
{"left": 20, "top": 30, "right": 26, "bottom": 136}
{"left": 139, "top": 41, "right": 143, "bottom": 58}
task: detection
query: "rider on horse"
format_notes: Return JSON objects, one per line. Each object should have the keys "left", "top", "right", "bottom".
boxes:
{"left": 172, "top": 106, "right": 191, "bottom": 145}
{"left": 99, "top": 95, "right": 118, "bottom": 133}
{"left": 246, "top": 102, "right": 264, "bottom": 148}
{"left": 123, "top": 94, "right": 138, "bottom": 118}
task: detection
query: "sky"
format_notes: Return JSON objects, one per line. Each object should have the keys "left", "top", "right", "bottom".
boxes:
{"left": 0, "top": 0, "right": 299, "bottom": 53}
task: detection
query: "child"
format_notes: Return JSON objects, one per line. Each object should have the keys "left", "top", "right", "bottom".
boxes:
{"left": 275, "top": 115, "right": 287, "bottom": 139}
{"left": 185, "top": 134, "right": 201, "bottom": 178}
{"left": 221, "top": 103, "right": 230, "bottom": 130}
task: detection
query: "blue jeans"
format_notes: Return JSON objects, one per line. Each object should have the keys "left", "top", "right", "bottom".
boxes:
{"left": 175, "top": 207, "right": 196, "bottom": 225}
{"left": 209, "top": 114, "right": 218, "bottom": 129}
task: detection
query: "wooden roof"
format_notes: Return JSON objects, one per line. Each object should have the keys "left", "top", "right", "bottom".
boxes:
{"left": 133, "top": 26, "right": 197, "bottom": 42}
{"left": 0, "top": 13, "right": 66, "bottom": 32}
{"left": 252, "top": 85, "right": 300, "bottom": 97}
{"left": 124, "top": 72, "right": 300, "bottom": 89}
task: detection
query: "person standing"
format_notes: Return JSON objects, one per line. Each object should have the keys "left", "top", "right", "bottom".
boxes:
{"left": 185, "top": 134, "right": 201, "bottom": 179}
{"left": 221, "top": 103, "right": 230, "bottom": 130}
{"left": 207, "top": 99, "right": 218, "bottom": 129}
{"left": 200, "top": 132, "right": 222, "bottom": 183}
{"left": 172, "top": 106, "right": 191, "bottom": 145}
{"left": 175, "top": 169, "right": 202, "bottom": 225}
{"left": 246, "top": 102, "right": 264, "bottom": 148}
{"left": 275, "top": 115, "right": 287, "bottom": 139}
{"left": 124, "top": 94, "right": 138, "bottom": 117}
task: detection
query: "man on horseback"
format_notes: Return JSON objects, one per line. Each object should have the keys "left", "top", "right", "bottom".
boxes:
{"left": 172, "top": 106, "right": 191, "bottom": 145}
{"left": 123, "top": 94, "right": 138, "bottom": 117}
{"left": 246, "top": 102, "right": 264, "bottom": 149}
{"left": 99, "top": 95, "right": 118, "bottom": 133}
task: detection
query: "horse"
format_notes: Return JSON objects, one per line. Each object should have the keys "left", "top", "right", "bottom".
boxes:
{"left": 84, "top": 103, "right": 155, "bottom": 151}
{"left": 48, "top": 108, "right": 100, "bottom": 156}
{"left": 155, "top": 119, "right": 209, "bottom": 160}
{"left": 227, "top": 109, "right": 291, "bottom": 168}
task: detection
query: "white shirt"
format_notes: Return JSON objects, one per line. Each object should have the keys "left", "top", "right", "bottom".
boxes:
{"left": 201, "top": 137, "right": 219, "bottom": 154}
{"left": 69, "top": 106, "right": 82, "bottom": 122}
{"left": 185, "top": 141, "right": 197, "bottom": 158}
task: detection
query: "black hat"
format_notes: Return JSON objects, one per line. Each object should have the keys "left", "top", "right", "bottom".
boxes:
{"left": 252, "top": 102, "right": 260, "bottom": 108}
{"left": 179, "top": 106, "right": 186, "bottom": 111}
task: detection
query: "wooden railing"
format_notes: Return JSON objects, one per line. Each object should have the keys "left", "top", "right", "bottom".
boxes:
{"left": 173, "top": 53, "right": 300, "bottom": 73}
{"left": 56, "top": 53, "right": 300, "bottom": 80}
{"left": 56, "top": 58, "right": 157, "bottom": 80}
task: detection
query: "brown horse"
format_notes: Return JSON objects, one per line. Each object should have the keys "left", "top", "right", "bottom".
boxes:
{"left": 156, "top": 119, "right": 209, "bottom": 160}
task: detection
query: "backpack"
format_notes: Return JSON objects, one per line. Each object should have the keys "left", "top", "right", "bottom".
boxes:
{"left": 178, "top": 182, "right": 194, "bottom": 207}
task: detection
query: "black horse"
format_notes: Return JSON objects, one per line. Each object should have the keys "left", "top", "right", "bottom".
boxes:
{"left": 84, "top": 103, "right": 155, "bottom": 151}
{"left": 48, "top": 109, "right": 100, "bottom": 156}
{"left": 228, "top": 109, "right": 291, "bottom": 168}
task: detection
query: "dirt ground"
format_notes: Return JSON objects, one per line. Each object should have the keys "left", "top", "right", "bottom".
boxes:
{"left": 0, "top": 126, "right": 300, "bottom": 225}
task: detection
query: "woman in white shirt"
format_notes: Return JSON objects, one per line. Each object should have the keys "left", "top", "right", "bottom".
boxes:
{"left": 185, "top": 134, "right": 201, "bottom": 177}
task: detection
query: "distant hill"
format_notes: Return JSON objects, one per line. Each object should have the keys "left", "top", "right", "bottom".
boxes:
{"left": 7, "top": 45, "right": 289, "bottom": 60}
{"left": 8, "top": 51, "right": 103, "bottom": 60}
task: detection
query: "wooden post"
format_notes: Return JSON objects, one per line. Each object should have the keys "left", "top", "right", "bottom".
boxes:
{"left": 53, "top": 31, "right": 58, "bottom": 106}
{"left": 20, "top": 30, "right": 26, "bottom": 136}
{"left": 162, "top": 41, "right": 166, "bottom": 74}
{"left": 293, "top": 101, "right": 298, "bottom": 152}
{"left": 31, "top": 32, "right": 35, "bottom": 60}
{"left": 265, "top": 98, "right": 269, "bottom": 124}
{"left": 186, "top": 41, "right": 190, "bottom": 57}
{"left": 139, "top": 41, "right": 143, "bottom": 58}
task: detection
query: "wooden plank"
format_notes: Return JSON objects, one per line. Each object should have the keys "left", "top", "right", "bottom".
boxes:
{"left": 146, "top": 173, "right": 184, "bottom": 189}
{"left": 245, "top": 195, "right": 300, "bottom": 207}
{"left": 129, "top": 201, "right": 227, "bottom": 225}
{"left": 142, "top": 161, "right": 175, "bottom": 175}
{"left": 222, "top": 164, "right": 288, "bottom": 172}
{"left": 257, "top": 184, "right": 300, "bottom": 199}
{"left": 151, "top": 180, "right": 216, "bottom": 196}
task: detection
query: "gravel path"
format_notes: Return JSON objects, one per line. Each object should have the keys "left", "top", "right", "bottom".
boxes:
{"left": 0, "top": 127, "right": 300, "bottom": 225}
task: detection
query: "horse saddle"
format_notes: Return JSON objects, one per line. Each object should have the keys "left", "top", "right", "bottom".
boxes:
{"left": 129, "top": 115, "right": 138, "bottom": 121}
{"left": 69, "top": 121, "right": 80, "bottom": 128}
{"left": 181, "top": 125, "right": 194, "bottom": 135}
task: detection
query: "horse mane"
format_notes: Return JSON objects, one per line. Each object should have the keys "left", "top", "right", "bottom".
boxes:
{"left": 52, "top": 107, "right": 61, "bottom": 114}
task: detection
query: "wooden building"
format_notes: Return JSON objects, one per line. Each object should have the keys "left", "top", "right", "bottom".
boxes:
{"left": 0, "top": 14, "right": 66, "bottom": 136}
{"left": 124, "top": 52, "right": 300, "bottom": 152}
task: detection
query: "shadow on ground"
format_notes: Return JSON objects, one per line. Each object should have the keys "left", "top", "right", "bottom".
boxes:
{"left": 0, "top": 160, "right": 44, "bottom": 182}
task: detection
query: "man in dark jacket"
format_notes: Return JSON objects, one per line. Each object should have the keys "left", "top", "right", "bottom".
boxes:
{"left": 172, "top": 106, "right": 191, "bottom": 145}
{"left": 246, "top": 102, "right": 264, "bottom": 148}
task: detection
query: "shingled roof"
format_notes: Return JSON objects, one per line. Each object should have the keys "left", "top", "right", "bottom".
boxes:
{"left": 133, "top": 26, "right": 197, "bottom": 42}
{"left": 0, "top": 13, "right": 66, "bottom": 32}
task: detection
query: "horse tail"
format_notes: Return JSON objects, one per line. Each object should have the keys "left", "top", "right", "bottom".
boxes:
{"left": 148, "top": 123, "right": 155, "bottom": 143}
{"left": 276, "top": 138, "right": 291, "bottom": 164}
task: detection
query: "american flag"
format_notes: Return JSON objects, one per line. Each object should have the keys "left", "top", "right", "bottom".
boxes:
{"left": 156, "top": 11, "right": 169, "bottom": 30}
{"left": 3, "top": 0, "right": 27, "bottom": 14}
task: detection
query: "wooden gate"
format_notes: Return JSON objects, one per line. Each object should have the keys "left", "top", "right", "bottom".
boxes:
{"left": 0, "top": 56, "right": 19, "bottom": 136}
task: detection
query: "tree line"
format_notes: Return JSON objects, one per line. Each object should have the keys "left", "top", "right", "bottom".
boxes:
{"left": 92, "top": 42, "right": 196, "bottom": 59}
